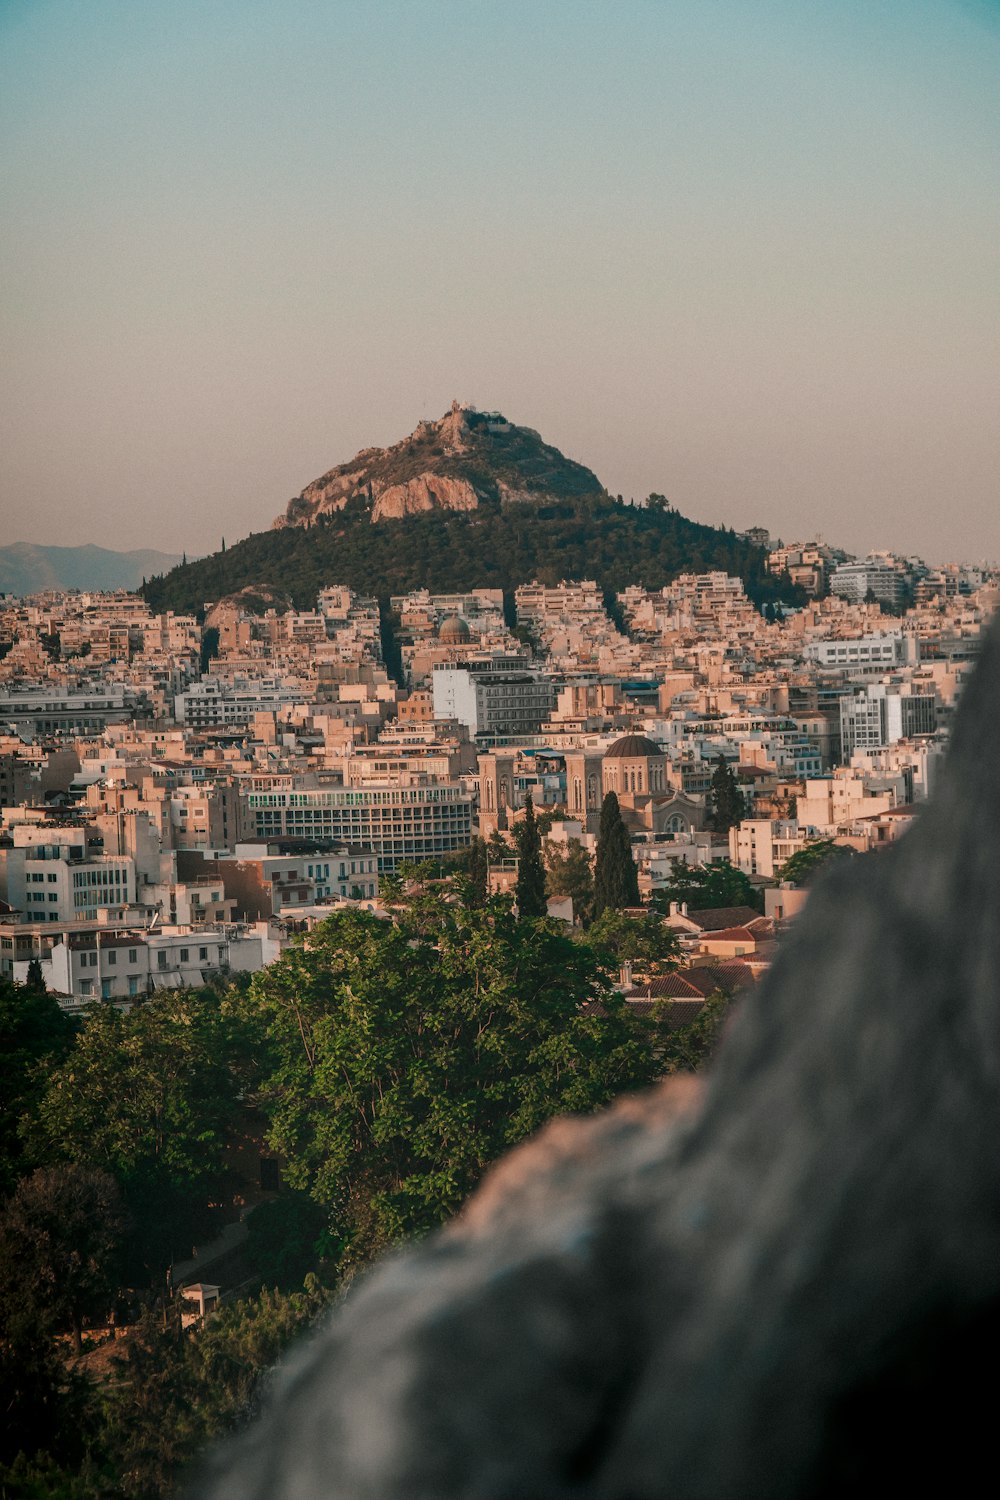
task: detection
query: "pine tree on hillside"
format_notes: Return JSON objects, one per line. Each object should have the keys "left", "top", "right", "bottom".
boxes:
{"left": 708, "top": 754, "right": 746, "bottom": 835}
{"left": 594, "top": 792, "right": 640, "bottom": 917}
{"left": 514, "top": 794, "right": 548, "bottom": 919}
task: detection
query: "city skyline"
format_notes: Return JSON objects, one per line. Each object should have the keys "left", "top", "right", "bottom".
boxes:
{"left": 2, "top": 0, "right": 998, "bottom": 562}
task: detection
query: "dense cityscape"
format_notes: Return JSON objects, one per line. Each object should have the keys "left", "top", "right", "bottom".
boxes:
{"left": 1, "top": 538, "right": 994, "bottom": 1003}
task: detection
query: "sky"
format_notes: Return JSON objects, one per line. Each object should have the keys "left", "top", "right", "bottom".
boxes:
{"left": 1, "top": 0, "right": 998, "bottom": 563}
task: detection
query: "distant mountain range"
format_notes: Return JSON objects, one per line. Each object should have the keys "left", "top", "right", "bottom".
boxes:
{"left": 142, "top": 404, "right": 796, "bottom": 614}
{"left": 0, "top": 543, "right": 185, "bottom": 597}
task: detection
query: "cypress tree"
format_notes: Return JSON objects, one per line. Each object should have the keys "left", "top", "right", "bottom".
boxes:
{"left": 465, "top": 837, "right": 489, "bottom": 908}
{"left": 594, "top": 791, "right": 640, "bottom": 917}
{"left": 25, "top": 956, "right": 46, "bottom": 994}
{"left": 708, "top": 754, "right": 745, "bottom": 835}
{"left": 514, "top": 794, "right": 548, "bottom": 919}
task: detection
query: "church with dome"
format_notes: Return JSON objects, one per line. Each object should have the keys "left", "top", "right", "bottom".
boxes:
{"left": 479, "top": 733, "right": 704, "bottom": 839}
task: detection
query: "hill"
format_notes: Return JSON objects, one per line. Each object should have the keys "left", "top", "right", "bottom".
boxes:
{"left": 142, "top": 405, "right": 794, "bottom": 614}
{"left": 0, "top": 542, "right": 185, "bottom": 597}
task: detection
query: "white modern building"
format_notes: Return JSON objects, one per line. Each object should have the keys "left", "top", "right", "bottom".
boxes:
{"left": 432, "top": 657, "right": 556, "bottom": 739}
{"left": 804, "top": 633, "right": 918, "bottom": 671}
{"left": 839, "top": 685, "right": 937, "bottom": 757}
{"left": 13, "top": 921, "right": 280, "bottom": 1005}
{"left": 243, "top": 783, "right": 475, "bottom": 871}
{"left": 4, "top": 827, "right": 136, "bottom": 924}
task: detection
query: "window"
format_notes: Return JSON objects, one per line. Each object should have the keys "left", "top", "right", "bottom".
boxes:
{"left": 128, "top": 949, "right": 137, "bottom": 964}
{"left": 199, "top": 946, "right": 208, "bottom": 960}
{"left": 107, "top": 951, "right": 116, "bottom": 965}
{"left": 179, "top": 948, "right": 189, "bottom": 962}
{"left": 80, "top": 979, "right": 93, "bottom": 997}
{"left": 128, "top": 976, "right": 139, "bottom": 997}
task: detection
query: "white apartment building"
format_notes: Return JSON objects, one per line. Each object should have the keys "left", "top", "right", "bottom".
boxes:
{"left": 729, "top": 819, "right": 810, "bottom": 880}
{"left": 243, "top": 783, "right": 474, "bottom": 872}
{"left": 0, "top": 684, "right": 143, "bottom": 737}
{"left": 173, "top": 677, "right": 306, "bottom": 728}
{"left": 839, "top": 685, "right": 937, "bottom": 757}
{"left": 4, "top": 828, "right": 136, "bottom": 924}
{"left": 13, "top": 922, "right": 279, "bottom": 1005}
{"left": 829, "top": 560, "right": 907, "bottom": 608}
{"left": 432, "top": 658, "right": 556, "bottom": 739}
{"left": 804, "top": 633, "right": 918, "bottom": 671}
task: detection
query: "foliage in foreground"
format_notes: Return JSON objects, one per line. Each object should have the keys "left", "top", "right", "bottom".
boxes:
{"left": 651, "top": 858, "right": 762, "bottom": 914}
{"left": 242, "top": 900, "right": 658, "bottom": 1269}
{"left": 0, "top": 1278, "right": 330, "bottom": 1500}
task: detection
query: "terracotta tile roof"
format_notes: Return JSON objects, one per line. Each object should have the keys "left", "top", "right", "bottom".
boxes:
{"left": 698, "top": 926, "right": 758, "bottom": 944}
{"left": 624, "top": 997, "right": 707, "bottom": 1023}
{"left": 680, "top": 906, "right": 762, "bottom": 931}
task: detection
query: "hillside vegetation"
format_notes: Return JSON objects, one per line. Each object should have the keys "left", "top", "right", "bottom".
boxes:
{"left": 144, "top": 493, "right": 791, "bottom": 613}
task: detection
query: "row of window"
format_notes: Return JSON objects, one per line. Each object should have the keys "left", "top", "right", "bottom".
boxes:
{"left": 78, "top": 944, "right": 219, "bottom": 969}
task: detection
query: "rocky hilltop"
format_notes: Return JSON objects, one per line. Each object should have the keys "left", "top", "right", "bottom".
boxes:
{"left": 274, "top": 402, "right": 604, "bottom": 528}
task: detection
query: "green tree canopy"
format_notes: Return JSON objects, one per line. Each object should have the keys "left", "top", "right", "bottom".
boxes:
{"left": 464, "top": 836, "right": 489, "bottom": 908}
{"left": 241, "top": 904, "right": 656, "bottom": 1269}
{"left": 593, "top": 792, "right": 640, "bottom": 916}
{"left": 28, "top": 991, "right": 246, "bottom": 1275}
{"left": 708, "top": 754, "right": 746, "bottom": 835}
{"left": 514, "top": 793, "right": 548, "bottom": 919}
{"left": 584, "top": 909, "right": 680, "bottom": 976}
{"left": 780, "top": 839, "right": 854, "bottom": 887}
{"left": 0, "top": 976, "right": 77, "bottom": 1197}
{"left": 652, "top": 858, "right": 761, "bottom": 914}
{"left": 544, "top": 837, "right": 594, "bottom": 924}
{"left": 0, "top": 1164, "right": 126, "bottom": 1354}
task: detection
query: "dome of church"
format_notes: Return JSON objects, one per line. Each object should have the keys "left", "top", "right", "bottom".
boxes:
{"left": 438, "top": 614, "right": 472, "bottom": 644}
{"left": 604, "top": 733, "right": 663, "bottom": 760}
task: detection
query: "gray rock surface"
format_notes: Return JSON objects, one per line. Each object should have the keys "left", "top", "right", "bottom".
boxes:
{"left": 195, "top": 614, "right": 1000, "bottom": 1498}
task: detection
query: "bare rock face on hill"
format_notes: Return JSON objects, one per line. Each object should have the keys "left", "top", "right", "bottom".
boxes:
{"left": 273, "top": 401, "right": 605, "bottom": 529}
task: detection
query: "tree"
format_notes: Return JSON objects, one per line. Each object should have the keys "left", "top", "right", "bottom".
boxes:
{"left": 242, "top": 905, "right": 656, "bottom": 1269}
{"left": 98, "top": 1278, "right": 330, "bottom": 1499}
{"left": 29, "top": 990, "right": 245, "bottom": 1276}
{"left": 24, "top": 957, "right": 46, "bottom": 995}
{"left": 652, "top": 859, "right": 761, "bottom": 914}
{"left": 708, "top": 754, "right": 745, "bottom": 835}
{"left": 544, "top": 837, "right": 594, "bottom": 924}
{"left": 585, "top": 909, "right": 679, "bottom": 976}
{"left": 245, "top": 1194, "right": 329, "bottom": 1291}
{"left": 0, "top": 1165, "right": 126, "bottom": 1353}
{"left": 593, "top": 792, "right": 640, "bottom": 916}
{"left": 514, "top": 793, "right": 547, "bottom": 918}
{"left": 0, "top": 975, "right": 77, "bottom": 1197}
{"left": 464, "top": 836, "right": 489, "bottom": 908}
{"left": 780, "top": 839, "right": 854, "bottom": 887}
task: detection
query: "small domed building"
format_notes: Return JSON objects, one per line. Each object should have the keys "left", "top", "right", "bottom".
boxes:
{"left": 438, "top": 614, "right": 472, "bottom": 646}
{"left": 601, "top": 733, "right": 668, "bottom": 798}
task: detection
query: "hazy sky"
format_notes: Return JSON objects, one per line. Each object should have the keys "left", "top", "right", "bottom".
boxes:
{"left": 2, "top": 0, "right": 998, "bottom": 562}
